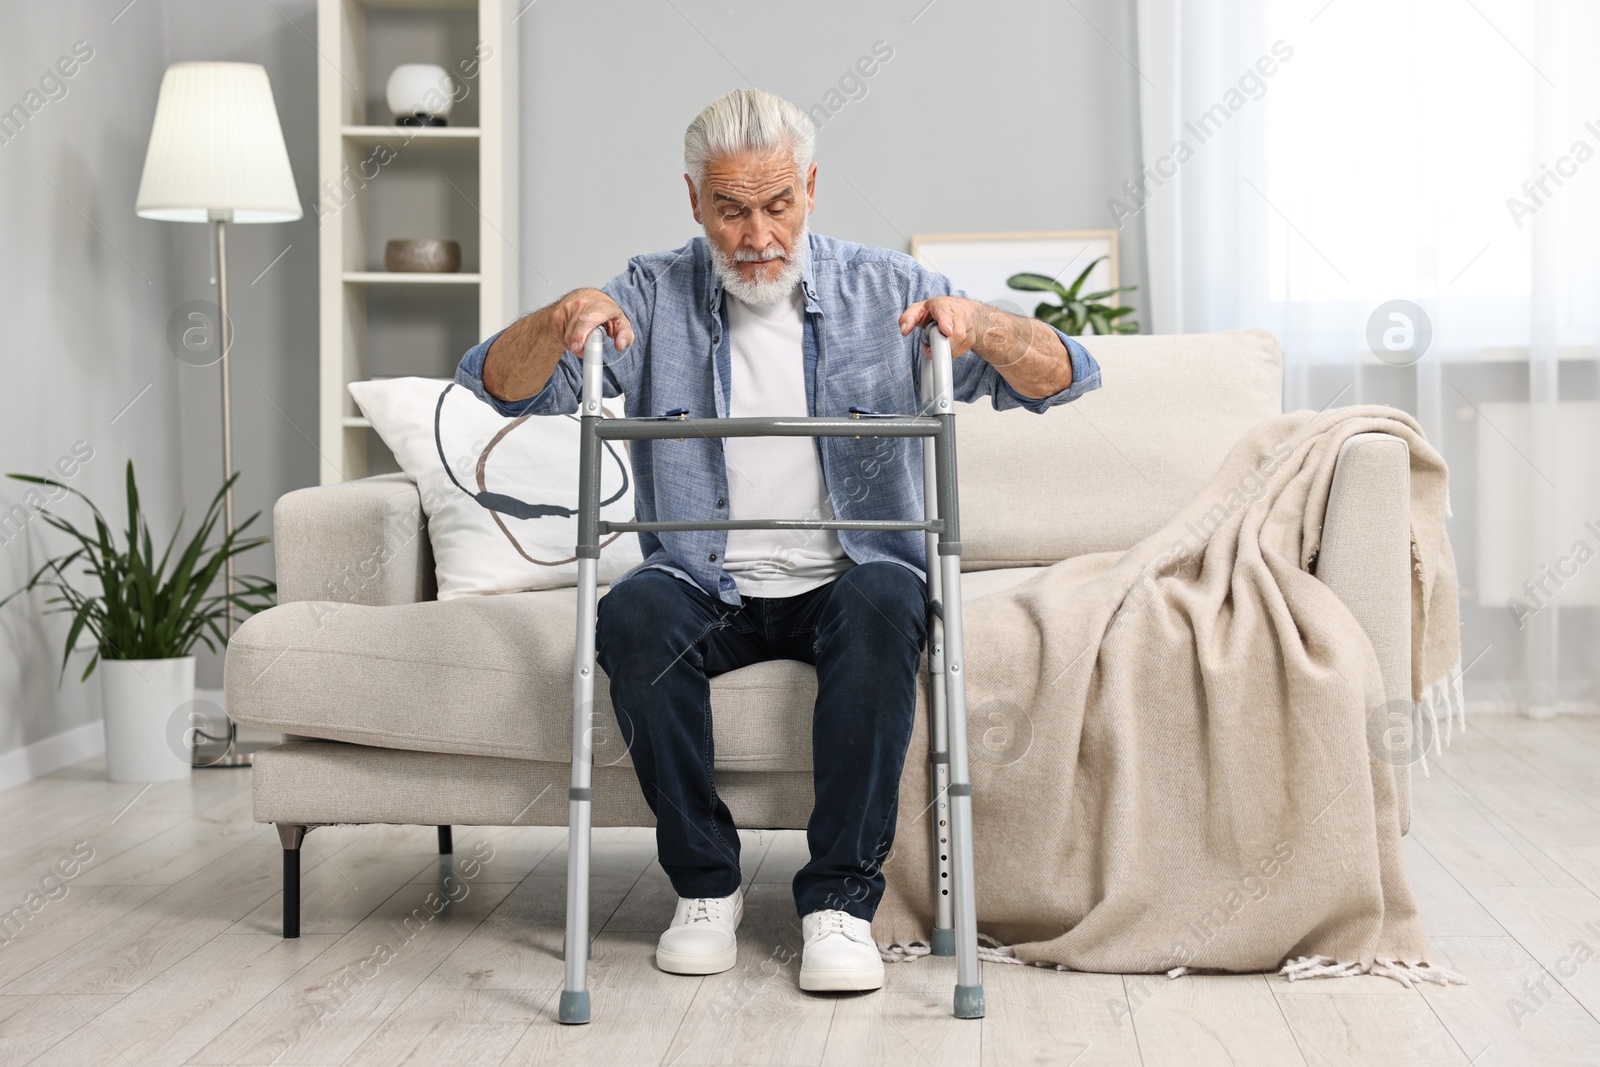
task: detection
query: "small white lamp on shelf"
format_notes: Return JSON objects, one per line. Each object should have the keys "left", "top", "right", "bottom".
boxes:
{"left": 386, "top": 63, "right": 455, "bottom": 126}
{"left": 135, "top": 61, "right": 301, "bottom": 767}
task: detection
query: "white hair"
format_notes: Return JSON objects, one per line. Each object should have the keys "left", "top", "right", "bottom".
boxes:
{"left": 684, "top": 88, "right": 816, "bottom": 191}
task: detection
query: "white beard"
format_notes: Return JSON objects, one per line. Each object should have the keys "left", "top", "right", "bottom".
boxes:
{"left": 707, "top": 220, "right": 808, "bottom": 307}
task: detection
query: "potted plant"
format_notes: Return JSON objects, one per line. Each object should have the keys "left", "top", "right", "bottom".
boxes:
{"left": 1007, "top": 254, "right": 1141, "bottom": 335}
{"left": 0, "top": 461, "right": 275, "bottom": 781}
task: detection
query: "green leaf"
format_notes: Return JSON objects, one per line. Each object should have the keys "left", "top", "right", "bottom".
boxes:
{"left": 60, "top": 603, "right": 93, "bottom": 686}
{"left": 1063, "top": 255, "right": 1109, "bottom": 300}
{"left": 124, "top": 460, "right": 140, "bottom": 557}
{"left": 1006, "top": 272, "right": 1071, "bottom": 299}
{"left": 1080, "top": 285, "right": 1140, "bottom": 302}
{"left": 78, "top": 650, "right": 98, "bottom": 683}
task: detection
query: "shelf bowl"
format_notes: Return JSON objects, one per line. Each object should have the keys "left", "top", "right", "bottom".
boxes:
{"left": 384, "top": 238, "right": 462, "bottom": 273}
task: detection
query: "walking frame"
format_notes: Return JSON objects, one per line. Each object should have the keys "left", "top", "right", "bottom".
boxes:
{"left": 560, "top": 323, "right": 983, "bottom": 1024}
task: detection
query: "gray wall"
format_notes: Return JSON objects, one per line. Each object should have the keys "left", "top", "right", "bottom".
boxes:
{"left": 0, "top": 2, "right": 185, "bottom": 753}
{"left": 518, "top": 0, "right": 1147, "bottom": 312}
{"left": 0, "top": 0, "right": 1143, "bottom": 759}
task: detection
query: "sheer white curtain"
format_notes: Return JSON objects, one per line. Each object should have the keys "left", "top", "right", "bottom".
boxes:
{"left": 1134, "top": 0, "right": 1600, "bottom": 714}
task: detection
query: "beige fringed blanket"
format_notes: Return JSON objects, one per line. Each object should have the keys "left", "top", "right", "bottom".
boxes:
{"left": 872, "top": 405, "right": 1466, "bottom": 987}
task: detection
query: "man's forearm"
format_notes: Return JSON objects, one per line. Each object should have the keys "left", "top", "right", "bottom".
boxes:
{"left": 971, "top": 305, "right": 1073, "bottom": 400}
{"left": 482, "top": 303, "right": 567, "bottom": 403}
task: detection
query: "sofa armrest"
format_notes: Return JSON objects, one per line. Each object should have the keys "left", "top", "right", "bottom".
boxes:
{"left": 273, "top": 474, "right": 436, "bottom": 607}
{"left": 1313, "top": 432, "right": 1414, "bottom": 834}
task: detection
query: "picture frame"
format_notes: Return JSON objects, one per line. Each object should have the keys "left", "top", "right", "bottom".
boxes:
{"left": 909, "top": 231, "right": 1120, "bottom": 318}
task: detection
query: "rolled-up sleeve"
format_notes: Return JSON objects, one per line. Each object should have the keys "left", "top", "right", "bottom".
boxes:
{"left": 993, "top": 327, "right": 1102, "bottom": 413}
{"left": 904, "top": 257, "right": 1104, "bottom": 414}
{"left": 454, "top": 329, "right": 567, "bottom": 417}
{"left": 453, "top": 258, "right": 652, "bottom": 417}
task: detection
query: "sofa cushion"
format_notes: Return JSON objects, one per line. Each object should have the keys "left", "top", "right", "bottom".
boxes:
{"left": 957, "top": 328, "right": 1282, "bottom": 568}
{"left": 225, "top": 565, "right": 1067, "bottom": 771}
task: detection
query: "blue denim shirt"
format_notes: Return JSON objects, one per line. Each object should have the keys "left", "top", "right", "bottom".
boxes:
{"left": 455, "top": 230, "right": 1102, "bottom": 608}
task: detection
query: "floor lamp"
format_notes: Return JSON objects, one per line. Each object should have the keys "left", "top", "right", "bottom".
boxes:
{"left": 135, "top": 62, "right": 302, "bottom": 767}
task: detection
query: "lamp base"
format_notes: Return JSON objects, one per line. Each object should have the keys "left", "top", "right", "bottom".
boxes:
{"left": 195, "top": 736, "right": 275, "bottom": 769}
{"left": 396, "top": 113, "right": 447, "bottom": 127}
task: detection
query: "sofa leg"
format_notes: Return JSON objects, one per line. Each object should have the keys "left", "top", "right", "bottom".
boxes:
{"left": 438, "top": 825, "right": 453, "bottom": 855}
{"left": 276, "top": 823, "right": 308, "bottom": 939}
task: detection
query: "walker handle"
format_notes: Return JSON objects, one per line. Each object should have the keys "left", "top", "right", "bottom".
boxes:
{"left": 922, "top": 322, "right": 955, "bottom": 412}
{"left": 579, "top": 326, "right": 607, "bottom": 416}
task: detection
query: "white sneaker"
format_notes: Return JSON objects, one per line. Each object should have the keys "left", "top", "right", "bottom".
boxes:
{"left": 798, "top": 909, "right": 885, "bottom": 991}
{"left": 655, "top": 890, "right": 744, "bottom": 975}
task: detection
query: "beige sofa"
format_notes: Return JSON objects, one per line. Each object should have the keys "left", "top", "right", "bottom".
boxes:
{"left": 224, "top": 328, "right": 1416, "bottom": 937}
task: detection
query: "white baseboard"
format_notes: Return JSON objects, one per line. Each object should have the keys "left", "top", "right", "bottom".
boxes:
{"left": 1466, "top": 700, "right": 1600, "bottom": 717}
{"left": 0, "top": 721, "right": 105, "bottom": 792}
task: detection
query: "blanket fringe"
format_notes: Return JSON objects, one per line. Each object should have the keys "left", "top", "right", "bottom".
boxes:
{"left": 878, "top": 940, "right": 930, "bottom": 963}
{"left": 878, "top": 934, "right": 1025, "bottom": 966}
{"left": 1279, "top": 954, "right": 1365, "bottom": 980}
{"left": 1281, "top": 954, "right": 1467, "bottom": 989}
{"left": 1412, "top": 662, "right": 1468, "bottom": 778}
{"left": 879, "top": 946, "right": 1469, "bottom": 988}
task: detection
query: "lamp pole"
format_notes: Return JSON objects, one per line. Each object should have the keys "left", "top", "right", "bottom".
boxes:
{"left": 210, "top": 209, "right": 236, "bottom": 642}
{"left": 202, "top": 208, "right": 254, "bottom": 767}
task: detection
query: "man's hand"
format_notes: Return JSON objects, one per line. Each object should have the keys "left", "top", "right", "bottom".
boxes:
{"left": 898, "top": 295, "right": 985, "bottom": 358}
{"left": 483, "top": 288, "right": 634, "bottom": 404}
{"left": 898, "top": 294, "right": 1073, "bottom": 400}
{"left": 554, "top": 288, "right": 635, "bottom": 354}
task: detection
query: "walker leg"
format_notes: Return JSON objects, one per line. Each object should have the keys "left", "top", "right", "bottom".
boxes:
{"left": 561, "top": 329, "right": 608, "bottom": 1026}
{"left": 558, "top": 855, "right": 592, "bottom": 1024}
{"left": 928, "top": 612, "right": 956, "bottom": 959}
{"left": 941, "top": 548, "right": 984, "bottom": 1018}
{"left": 561, "top": 565, "right": 599, "bottom": 1027}
{"left": 921, "top": 372, "right": 956, "bottom": 957}
{"left": 926, "top": 325, "right": 984, "bottom": 1019}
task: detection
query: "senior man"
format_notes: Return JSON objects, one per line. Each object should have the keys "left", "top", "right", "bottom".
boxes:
{"left": 455, "top": 88, "right": 1101, "bottom": 993}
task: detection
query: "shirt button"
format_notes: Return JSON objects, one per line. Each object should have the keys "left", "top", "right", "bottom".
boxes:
{"left": 716, "top": 497, "right": 726, "bottom": 508}
{"left": 709, "top": 553, "right": 718, "bottom": 562}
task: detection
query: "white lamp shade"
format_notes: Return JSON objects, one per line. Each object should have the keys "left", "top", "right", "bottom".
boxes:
{"left": 135, "top": 62, "right": 301, "bottom": 224}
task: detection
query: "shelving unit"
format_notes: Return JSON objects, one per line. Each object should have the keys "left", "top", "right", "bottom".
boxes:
{"left": 341, "top": 124, "right": 480, "bottom": 145}
{"left": 316, "top": 0, "right": 518, "bottom": 484}
{"left": 342, "top": 271, "right": 484, "bottom": 284}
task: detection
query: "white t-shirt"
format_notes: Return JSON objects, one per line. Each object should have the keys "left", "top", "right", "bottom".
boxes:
{"left": 721, "top": 287, "right": 853, "bottom": 598}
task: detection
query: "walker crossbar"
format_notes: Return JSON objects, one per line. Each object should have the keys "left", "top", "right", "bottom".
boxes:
{"left": 595, "top": 415, "right": 942, "bottom": 439}
{"left": 559, "top": 324, "right": 983, "bottom": 1024}
{"left": 604, "top": 518, "right": 943, "bottom": 534}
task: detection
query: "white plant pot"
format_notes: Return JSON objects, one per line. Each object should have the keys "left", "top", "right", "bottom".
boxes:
{"left": 98, "top": 656, "right": 196, "bottom": 782}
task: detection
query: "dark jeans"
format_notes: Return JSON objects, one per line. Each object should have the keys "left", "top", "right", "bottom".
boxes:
{"left": 594, "top": 560, "right": 928, "bottom": 922}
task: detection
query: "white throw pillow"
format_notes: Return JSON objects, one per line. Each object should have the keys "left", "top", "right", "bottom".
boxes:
{"left": 348, "top": 377, "right": 643, "bottom": 599}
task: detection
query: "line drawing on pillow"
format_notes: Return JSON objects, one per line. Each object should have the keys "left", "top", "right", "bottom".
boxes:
{"left": 432, "top": 383, "right": 636, "bottom": 567}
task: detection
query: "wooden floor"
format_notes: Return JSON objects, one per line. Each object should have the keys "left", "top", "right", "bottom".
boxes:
{"left": 2, "top": 715, "right": 1600, "bottom": 1065}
